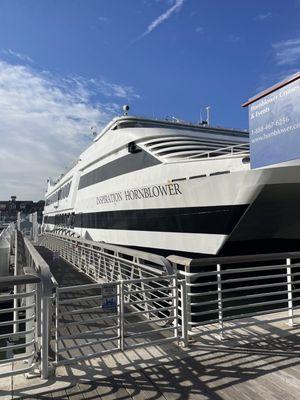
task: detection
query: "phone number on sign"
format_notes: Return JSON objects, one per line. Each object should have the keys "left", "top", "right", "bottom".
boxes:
{"left": 251, "top": 117, "right": 290, "bottom": 135}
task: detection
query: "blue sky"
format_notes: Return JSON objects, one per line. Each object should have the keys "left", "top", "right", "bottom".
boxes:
{"left": 0, "top": 0, "right": 299, "bottom": 199}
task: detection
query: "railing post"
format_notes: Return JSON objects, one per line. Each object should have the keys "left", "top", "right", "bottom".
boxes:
{"left": 55, "top": 288, "right": 59, "bottom": 365}
{"left": 286, "top": 258, "right": 294, "bottom": 326}
{"left": 13, "top": 232, "right": 19, "bottom": 334}
{"left": 36, "top": 282, "right": 42, "bottom": 336}
{"left": 172, "top": 274, "right": 179, "bottom": 341}
{"left": 118, "top": 281, "right": 124, "bottom": 351}
{"left": 180, "top": 279, "right": 188, "bottom": 347}
{"left": 217, "top": 263, "right": 224, "bottom": 338}
{"left": 40, "top": 294, "right": 50, "bottom": 379}
{"left": 185, "top": 264, "right": 192, "bottom": 335}
{"left": 25, "top": 282, "right": 35, "bottom": 366}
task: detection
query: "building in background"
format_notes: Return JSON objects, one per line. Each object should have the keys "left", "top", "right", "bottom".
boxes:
{"left": 0, "top": 196, "right": 44, "bottom": 224}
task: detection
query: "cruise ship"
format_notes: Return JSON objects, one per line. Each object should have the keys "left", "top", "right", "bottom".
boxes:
{"left": 42, "top": 111, "right": 300, "bottom": 256}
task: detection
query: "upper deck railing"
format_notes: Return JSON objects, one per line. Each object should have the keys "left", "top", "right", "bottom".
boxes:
{"left": 186, "top": 142, "right": 250, "bottom": 160}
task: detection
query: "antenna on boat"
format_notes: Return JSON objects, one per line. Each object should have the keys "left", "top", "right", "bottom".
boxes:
{"left": 123, "top": 105, "right": 130, "bottom": 115}
{"left": 200, "top": 105, "right": 211, "bottom": 126}
{"left": 206, "top": 106, "right": 211, "bottom": 125}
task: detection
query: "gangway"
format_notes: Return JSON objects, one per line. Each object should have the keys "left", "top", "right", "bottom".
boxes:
{"left": 0, "top": 228, "right": 182, "bottom": 380}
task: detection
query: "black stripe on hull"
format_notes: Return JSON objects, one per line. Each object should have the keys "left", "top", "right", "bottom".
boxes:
{"left": 65, "top": 205, "right": 248, "bottom": 235}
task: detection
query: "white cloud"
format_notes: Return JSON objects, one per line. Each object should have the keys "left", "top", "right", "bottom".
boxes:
{"left": 254, "top": 12, "right": 272, "bottom": 21}
{"left": 225, "top": 34, "right": 241, "bottom": 43}
{"left": 273, "top": 38, "right": 300, "bottom": 65}
{"left": 2, "top": 48, "right": 34, "bottom": 63}
{"left": 98, "top": 16, "right": 109, "bottom": 23}
{"left": 195, "top": 26, "right": 204, "bottom": 33}
{"left": 134, "top": 0, "right": 184, "bottom": 42}
{"left": 0, "top": 60, "right": 138, "bottom": 200}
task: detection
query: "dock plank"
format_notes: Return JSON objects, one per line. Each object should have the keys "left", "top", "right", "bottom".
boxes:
{"left": 121, "top": 370, "right": 165, "bottom": 400}
{"left": 93, "top": 376, "right": 132, "bottom": 400}
{"left": 78, "top": 382, "right": 102, "bottom": 400}
{"left": 51, "top": 389, "right": 68, "bottom": 399}
{"left": 65, "top": 384, "right": 86, "bottom": 400}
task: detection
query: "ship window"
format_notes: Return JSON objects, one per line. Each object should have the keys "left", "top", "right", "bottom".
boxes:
{"left": 46, "top": 180, "right": 72, "bottom": 205}
{"left": 78, "top": 150, "right": 160, "bottom": 190}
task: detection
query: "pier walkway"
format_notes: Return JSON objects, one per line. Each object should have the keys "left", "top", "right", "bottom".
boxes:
{"left": 1, "top": 230, "right": 300, "bottom": 399}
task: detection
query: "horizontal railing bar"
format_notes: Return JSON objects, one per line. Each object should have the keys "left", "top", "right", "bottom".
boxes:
{"left": 125, "top": 325, "right": 175, "bottom": 338}
{"left": 0, "top": 303, "right": 36, "bottom": 314}
{"left": 0, "top": 339, "right": 35, "bottom": 352}
{"left": 190, "top": 298, "right": 292, "bottom": 317}
{"left": 0, "top": 351, "right": 35, "bottom": 365}
{"left": 180, "top": 263, "right": 300, "bottom": 278}
{"left": 0, "top": 315, "right": 35, "bottom": 327}
{"left": 59, "top": 305, "right": 110, "bottom": 316}
{"left": 187, "top": 281, "right": 297, "bottom": 296}
{"left": 124, "top": 316, "right": 174, "bottom": 327}
{"left": 0, "top": 327, "right": 35, "bottom": 340}
{"left": 0, "top": 364, "right": 36, "bottom": 378}
{"left": 0, "top": 290, "right": 36, "bottom": 302}
{"left": 190, "top": 289, "right": 300, "bottom": 307}
{"left": 57, "top": 282, "right": 105, "bottom": 292}
{"left": 125, "top": 278, "right": 170, "bottom": 289}
{"left": 126, "top": 305, "right": 175, "bottom": 317}
{"left": 123, "top": 275, "right": 175, "bottom": 285}
{"left": 126, "top": 295, "right": 175, "bottom": 307}
{"left": 124, "top": 286, "right": 175, "bottom": 296}
{"left": 186, "top": 272, "right": 300, "bottom": 287}
{"left": 58, "top": 294, "right": 106, "bottom": 304}
{"left": 0, "top": 274, "right": 40, "bottom": 287}
{"left": 169, "top": 251, "right": 300, "bottom": 268}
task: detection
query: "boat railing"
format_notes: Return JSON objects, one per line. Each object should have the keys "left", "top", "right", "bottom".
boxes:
{"left": 187, "top": 142, "right": 250, "bottom": 160}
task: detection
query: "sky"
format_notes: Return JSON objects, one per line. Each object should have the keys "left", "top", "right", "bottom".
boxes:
{"left": 0, "top": 0, "right": 299, "bottom": 200}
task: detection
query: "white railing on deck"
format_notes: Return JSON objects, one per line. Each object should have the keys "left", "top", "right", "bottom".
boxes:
{"left": 187, "top": 142, "right": 249, "bottom": 160}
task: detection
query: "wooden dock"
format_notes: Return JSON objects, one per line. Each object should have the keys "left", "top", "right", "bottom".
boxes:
{"left": 2, "top": 247, "right": 300, "bottom": 399}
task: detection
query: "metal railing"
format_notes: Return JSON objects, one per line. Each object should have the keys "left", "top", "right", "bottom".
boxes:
{"left": 168, "top": 252, "right": 300, "bottom": 338}
{"left": 54, "top": 274, "right": 179, "bottom": 365}
{"left": 0, "top": 270, "right": 40, "bottom": 378}
{"left": 12, "top": 231, "right": 58, "bottom": 379}
{"left": 187, "top": 142, "right": 249, "bottom": 160}
{"left": 40, "top": 233, "right": 186, "bottom": 364}
{"left": 41, "top": 232, "right": 173, "bottom": 282}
